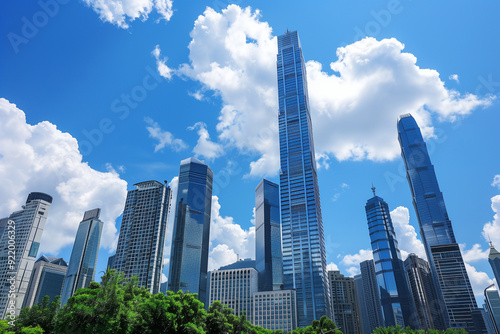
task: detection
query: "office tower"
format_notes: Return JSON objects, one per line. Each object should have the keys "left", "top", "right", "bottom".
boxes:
{"left": 23, "top": 255, "right": 68, "bottom": 308}
{"left": 255, "top": 179, "right": 283, "bottom": 291}
{"left": 404, "top": 253, "right": 446, "bottom": 330}
{"left": 484, "top": 285, "right": 500, "bottom": 334}
{"left": 208, "top": 267, "right": 259, "bottom": 319}
{"left": 168, "top": 157, "right": 213, "bottom": 305}
{"left": 111, "top": 181, "right": 170, "bottom": 294}
{"left": 60, "top": 208, "right": 103, "bottom": 306}
{"left": 328, "top": 270, "right": 360, "bottom": 334}
{"left": 489, "top": 243, "right": 500, "bottom": 286}
{"left": 365, "top": 188, "right": 416, "bottom": 328}
{"left": 0, "top": 192, "right": 52, "bottom": 318}
{"left": 107, "top": 254, "right": 115, "bottom": 270}
{"left": 483, "top": 305, "right": 497, "bottom": 334}
{"left": 277, "top": 29, "right": 331, "bottom": 326}
{"left": 356, "top": 260, "right": 384, "bottom": 333}
{"left": 253, "top": 290, "right": 298, "bottom": 332}
{"left": 398, "top": 114, "right": 480, "bottom": 332}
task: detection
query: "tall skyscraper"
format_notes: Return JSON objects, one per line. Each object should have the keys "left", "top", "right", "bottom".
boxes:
{"left": 111, "top": 180, "right": 170, "bottom": 294}
{"left": 484, "top": 285, "right": 500, "bottom": 334}
{"left": 277, "top": 29, "right": 331, "bottom": 326}
{"left": 22, "top": 255, "right": 68, "bottom": 308}
{"left": 404, "top": 253, "right": 445, "bottom": 330}
{"left": 365, "top": 188, "right": 416, "bottom": 328}
{"left": 328, "top": 270, "right": 361, "bottom": 334}
{"left": 0, "top": 192, "right": 52, "bottom": 318}
{"left": 168, "top": 157, "right": 213, "bottom": 305}
{"left": 398, "top": 114, "right": 480, "bottom": 332}
{"left": 489, "top": 243, "right": 500, "bottom": 286}
{"left": 60, "top": 208, "right": 103, "bottom": 306}
{"left": 356, "top": 260, "right": 384, "bottom": 333}
{"left": 255, "top": 179, "right": 283, "bottom": 291}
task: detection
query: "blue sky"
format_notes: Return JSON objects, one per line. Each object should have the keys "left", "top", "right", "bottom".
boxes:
{"left": 1, "top": 0, "right": 499, "bottom": 302}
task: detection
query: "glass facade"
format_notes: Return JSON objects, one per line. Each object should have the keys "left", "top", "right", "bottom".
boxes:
{"left": 484, "top": 285, "right": 500, "bottom": 334}
{"left": 111, "top": 181, "right": 170, "bottom": 294}
{"left": 253, "top": 289, "right": 298, "bottom": 333}
{"left": 398, "top": 114, "right": 480, "bottom": 332}
{"left": 277, "top": 29, "right": 331, "bottom": 327}
{"left": 328, "top": 270, "right": 361, "bottom": 334}
{"left": 489, "top": 243, "right": 500, "bottom": 288}
{"left": 365, "top": 192, "right": 416, "bottom": 328}
{"left": 357, "top": 260, "right": 384, "bottom": 333}
{"left": 168, "top": 157, "right": 213, "bottom": 306}
{"left": 61, "top": 208, "right": 103, "bottom": 306}
{"left": 255, "top": 179, "right": 283, "bottom": 292}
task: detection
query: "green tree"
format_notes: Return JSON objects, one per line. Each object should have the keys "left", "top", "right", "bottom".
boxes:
{"left": 12, "top": 295, "right": 59, "bottom": 334}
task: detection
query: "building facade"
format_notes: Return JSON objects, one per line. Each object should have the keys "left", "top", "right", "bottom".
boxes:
{"left": 168, "top": 157, "right": 213, "bottom": 305}
{"left": 489, "top": 243, "right": 500, "bottom": 288}
{"left": 398, "top": 113, "right": 480, "bottom": 332}
{"left": 356, "top": 260, "right": 384, "bottom": 334}
{"left": 365, "top": 189, "right": 416, "bottom": 328}
{"left": 404, "top": 253, "right": 445, "bottom": 330}
{"left": 253, "top": 289, "right": 297, "bottom": 333}
{"left": 111, "top": 180, "right": 170, "bottom": 294}
{"left": 277, "top": 29, "right": 332, "bottom": 326}
{"left": 208, "top": 267, "right": 259, "bottom": 319}
{"left": 328, "top": 270, "right": 360, "bottom": 334}
{"left": 255, "top": 179, "right": 283, "bottom": 292}
{"left": 60, "top": 208, "right": 103, "bottom": 306}
{"left": 0, "top": 192, "right": 52, "bottom": 318}
{"left": 22, "top": 255, "right": 68, "bottom": 308}
{"left": 484, "top": 285, "right": 500, "bottom": 334}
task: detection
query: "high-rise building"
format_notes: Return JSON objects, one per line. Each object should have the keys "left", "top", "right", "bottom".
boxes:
{"left": 253, "top": 289, "right": 298, "bottom": 332}
{"left": 23, "top": 255, "right": 68, "bottom": 308}
{"left": 404, "top": 253, "right": 446, "bottom": 330}
{"left": 277, "top": 29, "right": 332, "bottom": 326}
{"left": 365, "top": 188, "right": 416, "bottom": 328}
{"left": 489, "top": 243, "right": 500, "bottom": 287}
{"left": 255, "top": 179, "right": 283, "bottom": 292}
{"left": 208, "top": 267, "right": 259, "bottom": 319}
{"left": 111, "top": 180, "right": 170, "bottom": 294}
{"left": 398, "top": 114, "right": 481, "bottom": 332}
{"left": 60, "top": 208, "right": 103, "bottom": 306}
{"left": 328, "top": 270, "right": 360, "bottom": 334}
{"left": 356, "top": 260, "right": 384, "bottom": 333}
{"left": 168, "top": 157, "right": 213, "bottom": 305}
{"left": 484, "top": 285, "right": 500, "bottom": 334}
{"left": 0, "top": 192, "right": 52, "bottom": 318}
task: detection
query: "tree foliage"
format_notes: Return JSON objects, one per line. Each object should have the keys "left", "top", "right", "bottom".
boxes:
{"left": 371, "top": 326, "right": 468, "bottom": 334}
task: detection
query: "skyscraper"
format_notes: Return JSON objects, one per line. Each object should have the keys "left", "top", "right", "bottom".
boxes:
{"left": 22, "top": 255, "right": 68, "bottom": 308}
{"left": 111, "top": 180, "right": 170, "bottom": 294}
{"left": 398, "top": 114, "right": 480, "bottom": 332}
{"left": 60, "top": 208, "right": 103, "bottom": 306}
{"left": 356, "top": 260, "right": 384, "bottom": 333}
{"left": 0, "top": 192, "right": 52, "bottom": 318}
{"left": 489, "top": 243, "right": 500, "bottom": 286}
{"left": 168, "top": 157, "right": 213, "bottom": 305}
{"left": 404, "top": 253, "right": 445, "bottom": 330}
{"left": 328, "top": 270, "right": 361, "bottom": 334}
{"left": 484, "top": 285, "right": 500, "bottom": 334}
{"left": 277, "top": 29, "right": 331, "bottom": 326}
{"left": 255, "top": 179, "right": 283, "bottom": 291}
{"left": 365, "top": 188, "right": 416, "bottom": 328}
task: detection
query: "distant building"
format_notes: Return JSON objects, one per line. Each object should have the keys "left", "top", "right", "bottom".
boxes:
{"left": 489, "top": 243, "right": 500, "bottom": 289}
{"left": 23, "top": 255, "right": 68, "bottom": 308}
{"left": 111, "top": 180, "right": 170, "bottom": 294}
{"left": 484, "top": 285, "right": 500, "bottom": 334}
{"left": 404, "top": 253, "right": 446, "bottom": 330}
{"left": 60, "top": 208, "right": 103, "bottom": 306}
{"left": 253, "top": 289, "right": 297, "bottom": 333}
{"left": 356, "top": 260, "right": 384, "bottom": 334}
{"left": 0, "top": 192, "right": 52, "bottom": 318}
{"left": 328, "top": 270, "right": 360, "bottom": 334}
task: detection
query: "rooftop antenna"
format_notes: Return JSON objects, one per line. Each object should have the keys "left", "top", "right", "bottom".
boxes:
{"left": 488, "top": 234, "right": 493, "bottom": 248}
{"left": 371, "top": 183, "right": 376, "bottom": 197}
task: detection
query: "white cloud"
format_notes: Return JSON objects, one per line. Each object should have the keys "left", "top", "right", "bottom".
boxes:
{"left": 0, "top": 98, "right": 128, "bottom": 254}
{"left": 390, "top": 206, "right": 426, "bottom": 260}
{"left": 341, "top": 249, "right": 373, "bottom": 276}
{"left": 327, "top": 262, "right": 339, "bottom": 271}
{"left": 152, "top": 45, "right": 174, "bottom": 80}
{"left": 188, "top": 122, "right": 224, "bottom": 161}
{"left": 331, "top": 183, "right": 349, "bottom": 202}
{"left": 161, "top": 273, "right": 167, "bottom": 283}
{"left": 144, "top": 117, "right": 187, "bottom": 152}
{"left": 492, "top": 175, "right": 500, "bottom": 189}
{"left": 461, "top": 243, "right": 490, "bottom": 263}
{"left": 156, "top": 5, "right": 494, "bottom": 176}
{"left": 315, "top": 153, "right": 331, "bottom": 170}
{"left": 449, "top": 74, "right": 459, "bottom": 83}
{"left": 483, "top": 195, "right": 500, "bottom": 249}
{"left": 83, "top": 0, "right": 173, "bottom": 29}
{"left": 208, "top": 244, "right": 238, "bottom": 271}
{"left": 465, "top": 262, "right": 494, "bottom": 298}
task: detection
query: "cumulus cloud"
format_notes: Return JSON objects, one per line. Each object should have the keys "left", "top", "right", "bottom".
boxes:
{"left": 492, "top": 175, "right": 500, "bottom": 189}
{"left": 83, "top": 0, "right": 173, "bottom": 29}
{"left": 483, "top": 195, "right": 500, "bottom": 250}
{"left": 340, "top": 249, "right": 373, "bottom": 276}
{"left": 449, "top": 74, "right": 459, "bottom": 83}
{"left": 188, "top": 122, "right": 224, "bottom": 161}
{"left": 327, "top": 262, "right": 339, "bottom": 271}
{"left": 152, "top": 45, "right": 174, "bottom": 80}
{"left": 0, "top": 98, "right": 128, "bottom": 254}
{"left": 155, "top": 5, "right": 494, "bottom": 176}
{"left": 465, "top": 262, "right": 495, "bottom": 298}
{"left": 208, "top": 244, "right": 238, "bottom": 272}
{"left": 144, "top": 117, "right": 187, "bottom": 152}
{"left": 461, "top": 243, "right": 490, "bottom": 263}
{"left": 315, "top": 153, "right": 331, "bottom": 170}
{"left": 390, "top": 206, "right": 426, "bottom": 260}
